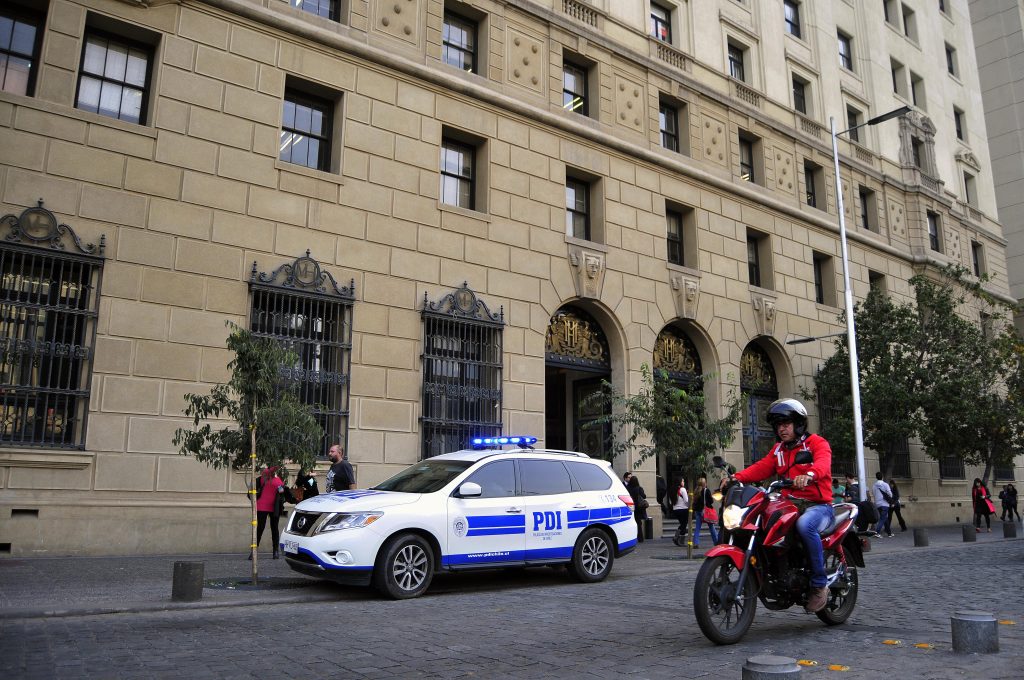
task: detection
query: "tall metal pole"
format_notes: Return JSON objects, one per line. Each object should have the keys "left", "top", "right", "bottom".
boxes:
{"left": 829, "top": 117, "right": 868, "bottom": 502}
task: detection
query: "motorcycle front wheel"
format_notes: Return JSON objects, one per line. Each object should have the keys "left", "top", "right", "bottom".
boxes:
{"left": 693, "top": 555, "right": 758, "bottom": 645}
{"left": 816, "top": 552, "right": 858, "bottom": 626}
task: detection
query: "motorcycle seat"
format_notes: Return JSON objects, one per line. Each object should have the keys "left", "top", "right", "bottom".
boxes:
{"left": 820, "top": 503, "right": 857, "bottom": 537}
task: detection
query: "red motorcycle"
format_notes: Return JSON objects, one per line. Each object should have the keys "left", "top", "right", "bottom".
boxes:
{"left": 693, "top": 479, "right": 867, "bottom": 644}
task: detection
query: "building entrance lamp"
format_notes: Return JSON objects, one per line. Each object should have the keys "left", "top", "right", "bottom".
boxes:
{"left": 821, "top": 105, "right": 910, "bottom": 502}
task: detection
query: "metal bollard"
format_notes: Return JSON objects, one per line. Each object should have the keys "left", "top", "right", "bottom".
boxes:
{"left": 951, "top": 611, "right": 999, "bottom": 654}
{"left": 643, "top": 517, "right": 654, "bottom": 540}
{"left": 962, "top": 524, "right": 977, "bottom": 542}
{"left": 171, "top": 561, "right": 205, "bottom": 602}
{"left": 912, "top": 527, "right": 929, "bottom": 547}
{"left": 1003, "top": 521, "right": 1018, "bottom": 538}
{"left": 741, "top": 655, "right": 802, "bottom": 679}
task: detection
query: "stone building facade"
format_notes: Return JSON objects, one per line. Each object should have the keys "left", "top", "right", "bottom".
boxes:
{"left": 0, "top": 0, "right": 1015, "bottom": 556}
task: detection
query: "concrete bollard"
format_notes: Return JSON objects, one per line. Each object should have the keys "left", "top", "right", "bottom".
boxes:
{"left": 1003, "top": 521, "right": 1018, "bottom": 538}
{"left": 171, "top": 561, "right": 204, "bottom": 602}
{"left": 962, "top": 524, "right": 977, "bottom": 542}
{"left": 951, "top": 611, "right": 999, "bottom": 654}
{"left": 741, "top": 655, "right": 801, "bottom": 679}
{"left": 913, "top": 527, "right": 929, "bottom": 547}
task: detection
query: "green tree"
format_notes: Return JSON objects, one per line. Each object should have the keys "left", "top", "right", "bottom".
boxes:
{"left": 173, "top": 324, "right": 323, "bottom": 581}
{"left": 588, "top": 363, "right": 743, "bottom": 557}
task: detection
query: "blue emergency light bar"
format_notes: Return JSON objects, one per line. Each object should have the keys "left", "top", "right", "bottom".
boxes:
{"left": 471, "top": 435, "right": 538, "bottom": 449}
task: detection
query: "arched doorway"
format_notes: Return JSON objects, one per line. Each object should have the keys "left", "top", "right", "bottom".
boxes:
{"left": 544, "top": 306, "right": 611, "bottom": 457}
{"left": 740, "top": 343, "right": 780, "bottom": 465}
{"left": 653, "top": 324, "right": 704, "bottom": 487}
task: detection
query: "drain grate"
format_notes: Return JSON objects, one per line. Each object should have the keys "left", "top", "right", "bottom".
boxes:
{"left": 204, "top": 577, "right": 318, "bottom": 591}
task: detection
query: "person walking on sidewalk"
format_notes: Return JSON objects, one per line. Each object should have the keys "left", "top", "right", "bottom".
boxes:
{"left": 627, "top": 475, "right": 648, "bottom": 543}
{"left": 972, "top": 478, "right": 995, "bottom": 532}
{"left": 692, "top": 477, "right": 719, "bottom": 548}
{"left": 885, "top": 479, "right": 908, "bottom": 533}
{"left": 254, "top": 466, "right": 286, "bottom": 559}
{"left": 872, "top": 472, "right": 893, "bottom": 538}
{"left": 1005, "top": 484, "right": 1022, "bottom": 522}
{"left": 669, "top": 476, "right": 689, "bottom": 546}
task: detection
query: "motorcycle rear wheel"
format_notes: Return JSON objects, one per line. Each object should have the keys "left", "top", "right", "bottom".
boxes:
{"left": 816, "top": 553, "right": 858, "bottom": 626}
{"left": 693, "top": 555, "right": 758, "bottom": 645}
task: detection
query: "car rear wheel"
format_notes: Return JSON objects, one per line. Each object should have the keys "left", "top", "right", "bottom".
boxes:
{"left": 569, "top": 528, "right": 614, "bottom": 583}
{"left": 374, "top": 534, "right": 434, "bottom": 599}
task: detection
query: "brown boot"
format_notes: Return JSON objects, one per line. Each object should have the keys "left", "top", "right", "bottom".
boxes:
{"left": 805, "top": 586, "right": 829, "bottom": 613}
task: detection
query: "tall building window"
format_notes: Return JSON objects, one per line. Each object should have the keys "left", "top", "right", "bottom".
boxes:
{"left": 666, "top": 210, "right": 683, "bottom": 266}
{"left": 0, "top": 7, "right": 42, "bottom": 96}
{"left": 971, "top": 241, "right": 985, "bottom": 277}
{"left": 868, "top": 270, "right": 887, "bottom": 295}
{"left": 954, "top": 107, "right": 965, "bottom": 141}
{"left": 660, "top": 101, "right": 679, "bottom": 152}
{"left": 859, "top": 186, "right": 877, "bottom": 232}
{"left": 291, "top": 0, "right": 339, "bottom": 21}
{"left": 0, "top": 203, "right": 104, "bottom": 449}
{"left": 927, "top": 211, "right": 941, "bottom": 252}
{"left": 812, "top": 252, "right": 835, "bottom": 306}
{"left": 804, "top": 160, "right": 822, "bottom": 208}
{"left": 651, "top": 3, "right": 672, "bottom": 43}
{"left": 911, "top": 136, "right": 923, "bottom": 169}
{"left": 891, "top": 59, "right": 906, "bottom": 98}
{"left": 964, "top": 172, "right": 977, "bottom": 206}
{"left": 442, "top": 11, "right": 476, "bottom": 73}
{"left": 75, "top": 32, "right": 152, "bottom": 125}
{"left": 280, "top": 89, "right": 333, "bottom": 171}
{"left": 847, "top": 105, "right": 861, "bottom": 143}
{"left": 440, "top": 137, "right": 475, "bottom": 210}
{"left": 421, "top": 284, "right": 503, "bottom": 459}
{"left": 910, "top": 72, "right": 925, "bottom": 110}
{"left": 562, "top": 59, "right": 588, "bottom": 115}
{"left": 566, "top": 177, "right": 590, "bottom": 240}
{"left": 747, "top": 230, "right": 773, "bottom": 290}
{"left": 902, "top": 4, "right": 917, "bottom": 41}
{"left": 728, "top": 43, "right": 746, "bottom": 82}
{"left": 945, "top": 43, "right": 957, "bottom": 77}
{"left": 784, "top": 1, "right": 801, "bottom": 39}
{"left": 739, "top": 133, "right": 758, "bottom": 184}
{"left": 792, "top": 77, "right": 807, "bottom": 115}
{"left": 837, "top": 31, "right": 853, "bottom": 71}
{"left": 250, "top": 252, "right": 354, "bottom": 458}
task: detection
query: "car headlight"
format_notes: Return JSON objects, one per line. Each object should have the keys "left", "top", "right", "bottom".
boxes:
{"left": 316, "top": 512, "right": 382, "bottom": 534}
{"left": 722, "top": 504, "right": 748, "bottom": 531}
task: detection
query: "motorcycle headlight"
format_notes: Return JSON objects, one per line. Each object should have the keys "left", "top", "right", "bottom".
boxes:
{"left": 722, "top": 504, "right": 749, "bottom": 531}
{"left": 316, "top": 511, "right": 382, "bottom": 534}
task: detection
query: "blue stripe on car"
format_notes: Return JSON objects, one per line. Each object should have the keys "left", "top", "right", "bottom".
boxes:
{"left": 467, "top": 515, "right": 526, "bottom": 528}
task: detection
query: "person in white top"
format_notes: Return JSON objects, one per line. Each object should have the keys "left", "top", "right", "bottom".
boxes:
{"left": 872, "top": 471, "right": 893, "bottom": 537}
{"left": 671, "top": 477, "right": 690, "bottom": 546}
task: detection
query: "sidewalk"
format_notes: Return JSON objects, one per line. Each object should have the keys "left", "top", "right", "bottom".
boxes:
{"left": 0, "top": 521, "right": 1019, "bottom": 620}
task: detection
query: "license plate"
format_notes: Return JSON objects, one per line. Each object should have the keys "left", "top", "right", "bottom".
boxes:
{"left": 283, "top": 540, "right": 299, "bottom": 554}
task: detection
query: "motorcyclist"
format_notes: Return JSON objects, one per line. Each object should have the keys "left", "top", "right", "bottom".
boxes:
{"left": 724, "top": 398, "right": 834, "bottom": 613}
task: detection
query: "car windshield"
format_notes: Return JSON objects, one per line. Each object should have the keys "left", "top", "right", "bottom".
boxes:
{"left": 372, "top": 459, "right": 474, "bottom": 493}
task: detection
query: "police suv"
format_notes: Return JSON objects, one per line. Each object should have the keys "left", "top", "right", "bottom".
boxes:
{"left": 281, "top": 437, "right": 638, "bottom": 599}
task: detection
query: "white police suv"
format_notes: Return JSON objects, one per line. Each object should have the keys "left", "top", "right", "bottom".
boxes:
{"left": 281, "top": 436, "right": 638, "bottom": 598}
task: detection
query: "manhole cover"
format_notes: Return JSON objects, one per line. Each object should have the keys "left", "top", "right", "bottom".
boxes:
{"left": 205, "top": 577, "right": 317, "bottom": 591}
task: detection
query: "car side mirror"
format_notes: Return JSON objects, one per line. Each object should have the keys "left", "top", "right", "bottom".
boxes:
{"left": 457, "top": 482, "right": 482, "bottom": 498}
{"left": 794, "top": 449, "right": 813, "bottom": 465}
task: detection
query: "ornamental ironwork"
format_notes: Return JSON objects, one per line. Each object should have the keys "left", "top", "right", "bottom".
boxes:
{"left": 545, "top": 307, "right": 610, "bottom": 371}
{"left": 250, "top": 249, "right": 354, "bottom": 300}
{"left": 421, "top": 283, "right": 504, "bottom": 458}
{"left": 1, "top": 200, "right": 104, "bottom": 256}
{"left": 740, "top": 344, "right": 777, "bottom": 392}
{"left": 653, "top": 326, "right": 702, "bottom": 384}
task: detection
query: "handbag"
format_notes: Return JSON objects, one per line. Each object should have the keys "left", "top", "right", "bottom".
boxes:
{"left": 638, "top": 497, "right": 650, "bottom": 510}
{"left": 703, "top": 506, "right": 719, "bottom": 523}
{"left": 984, "top": 497, "right": 996, "bottom": 515}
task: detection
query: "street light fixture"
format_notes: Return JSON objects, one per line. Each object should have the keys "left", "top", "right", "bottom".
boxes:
{"left": 786, "top": 332, "right": 847, "bottom": 346}
{"left": 828, "top": 105, "right": 909, "bottom": 502}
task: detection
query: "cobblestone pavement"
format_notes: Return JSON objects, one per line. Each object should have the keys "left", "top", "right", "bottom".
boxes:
{"left": 0, "top": 527, "right": 1021, "bottom": 679}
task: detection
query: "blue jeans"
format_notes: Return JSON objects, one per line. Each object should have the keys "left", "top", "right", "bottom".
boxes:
{"left": 796, "top": 503, "right": 835, "bottom": 588}
{"left": 694, "top": 510, "right": 719, "bottom": 546}
{"left": 874, "top": 506, "right": 890, "bottom": 535}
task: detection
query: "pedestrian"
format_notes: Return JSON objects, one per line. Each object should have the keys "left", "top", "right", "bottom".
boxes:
{"left": 627, "top": 474, "right": 648, "bottom": 543}
{"left": 253, "top": 466, "right": 285, "bottom": 559}
{"left": 845, "top": 472, "right": 875, "bottom": 533}
{"left": 669, "top": 476, "right": 689, "bottom": 546}
{"left": 831, "top": 477, "right": 845, "bottom": 504}
{"left": 885, "top": 479, "right": 908, "bottom": 533}
{"left": 325, "top": 443, "right": 356, "bottom": 492}
{"left": 999, "top": 485, "right": 1010, "bottom": 521}
{"left": 291, "top": 468, "right": 319, "bottom": 501}
{"left": 1006, "top": 483, "right": 1022, "bottom": 522}
{"left": 656, "top": 474, "right": 668, "bottom": 517}
{"left": 972, "top": 478, "right": 995, "bottom": 532}
{"left": 692, "top": 477, "right": 719, "bottom": 548}
{"left": 872, "top": 472, "right": 893, "bottom": 538}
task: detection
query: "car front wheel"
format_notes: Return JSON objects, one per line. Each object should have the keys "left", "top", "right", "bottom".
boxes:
{"left": 569, "top": 528, "right": 614, "bottom": 583}
{"left": 374, "top": 534, "right": 434, "bottom": 599}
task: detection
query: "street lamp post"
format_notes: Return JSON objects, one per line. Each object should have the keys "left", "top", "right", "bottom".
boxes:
{"left": 827, "top": 106, "right": 909, "bottom": 502}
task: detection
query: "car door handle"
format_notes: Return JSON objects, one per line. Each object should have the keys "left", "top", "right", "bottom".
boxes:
{"left": 572, "top": 503, "right": 587, "bottom": 509}
{"left": 506, "top": 507, "right": 522, "bottom": 513}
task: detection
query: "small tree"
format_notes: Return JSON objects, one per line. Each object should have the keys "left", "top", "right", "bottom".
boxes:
{"left": 173, "top": 324, "right": 323, "bottom": 582}
{"left": 588, "top": 364, "right": 743, "bottom": 558}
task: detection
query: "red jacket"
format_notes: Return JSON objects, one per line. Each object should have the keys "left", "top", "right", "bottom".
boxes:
{"left": 734, "top": 433, "right": 833, "bottom": 503}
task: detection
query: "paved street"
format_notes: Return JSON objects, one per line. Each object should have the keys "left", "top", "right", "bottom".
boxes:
{"left": 0, "top": 526, "right": 1020, "bottom": 679}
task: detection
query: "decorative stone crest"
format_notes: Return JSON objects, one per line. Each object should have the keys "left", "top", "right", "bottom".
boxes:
{"left": 506, "top": 29, "right": 545, "bottom": 94}
{"left": 1, "top": 199, "right": 104, "bottom": 256}
{"left": 751, "top": 293, "right": 777, "bottom": 337}
{"left": 775, "top": 148, "right": 794, "bottom": 195}
{"left": 250, "top": 250, "right": 354, "bottom": 299}
{"left": 945, "top": 227, "right": 962, "bottom": 263}
{"left": 887, "top": 200, "right": 904, "bottom": 238}
{"left": 955, "top": 149, "right": 981, "bottom": 171}
{"left": 422, "top": 281, "right": 503, "bottom": 325}
{"left": 701, "top": 114, "right": 728, "bottom": 167}
{"left": 373, "top": 0, "right": 421, "bottom": 46}
{"left": 613, "top": 75, "right": 645, "bottom": 132}
{"left": 568, "top": 246, "right": 606, "bottom": 300}
{"left": 670, "top": 274, "right": 699, "bottom": 320}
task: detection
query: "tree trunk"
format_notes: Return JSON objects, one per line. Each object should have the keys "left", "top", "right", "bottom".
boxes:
{"left": 250, "top": 424, "right": 258, "bottom": 584}
{"left": 981, "top": 441, "right": 993, "bottom": 488}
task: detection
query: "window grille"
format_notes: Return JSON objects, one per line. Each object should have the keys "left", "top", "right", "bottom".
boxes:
{"left": 249, "top": 251, "right": 354, "bottom": 458}
{"left": 421, "top": 283, "right": 503, "bottom": 458}
{"left": 939, "top": 454, "right": 965, "bottom": 480}
{"left": 0, "top": 201, "right": 104, "bottom": 449}
{"left": 879, "top": 438, "right": 911, "bottom": 478}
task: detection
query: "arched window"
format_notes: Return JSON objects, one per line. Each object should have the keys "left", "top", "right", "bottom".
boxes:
{"left": 740, "top": 344, "right": 779, "bottom": 465}
{"left": 654, "top": 325, "right": 702, "bottom": 388}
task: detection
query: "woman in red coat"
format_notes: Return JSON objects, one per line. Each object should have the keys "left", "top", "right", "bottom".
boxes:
{"left": 972, "top": 478, "right": 994, "bottom": 533}
{"left": 255, "top": 466, "right": 285, "bottom": 558}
